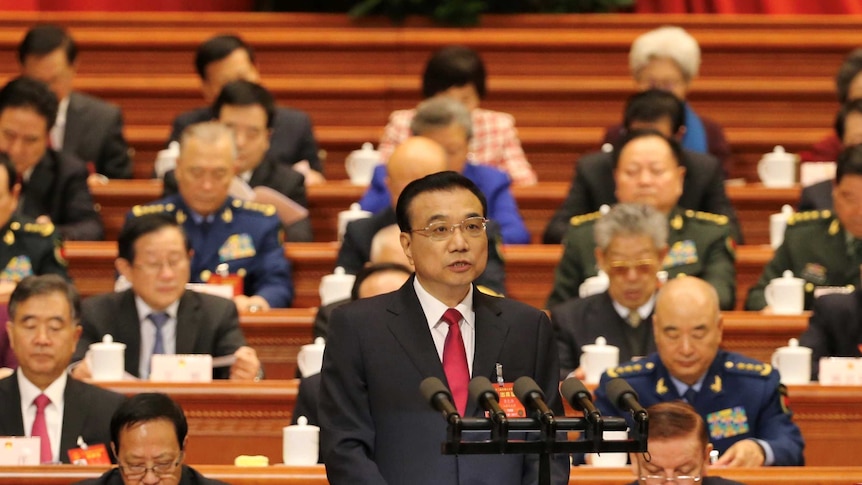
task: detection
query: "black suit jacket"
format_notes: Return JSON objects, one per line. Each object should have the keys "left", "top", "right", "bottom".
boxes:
{"left": 19, "top": 149, "right": 104, "bottom": 241}
{"left": 75, "top": 290, "right": 247, "bottom": 380}
{"left": 797, "top": 179, "right": 833, "bottom": 212}
{"left": 170, "top": 106, "right": 322, "bottom": 173}
{"left": 0, "top": 373, "right": 125, "bottom": 463}
{"left": 63, "top": 91, "right": 132, "bottom": 179}
{"left": 542, "top": 148, "right": 742, "bottom": 244}
{"left": 319, "top": 277, "right": 569, "bottom": 485}
{"left": 551, "top": 291, "right": 656, "bottom": 380}
{"left": 800, "top": 288, "right": 862, "bottom": 380}
{"left": 162, "top": 154, "right": 313, "bottom": 242}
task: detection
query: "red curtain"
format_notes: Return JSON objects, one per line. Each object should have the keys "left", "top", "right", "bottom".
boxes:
{"left": 635, "top": 0, "right": 862, "bottom": 14}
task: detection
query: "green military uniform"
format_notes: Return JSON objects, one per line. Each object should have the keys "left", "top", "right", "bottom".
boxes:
{"left": 546, "top": 206, "right": 736, "bottom": 310}
{"left": 745, "top": 210, "right": 858, "bottom": 311}
{"left": 0, "top": 215, "right": 68, "bottom": 282}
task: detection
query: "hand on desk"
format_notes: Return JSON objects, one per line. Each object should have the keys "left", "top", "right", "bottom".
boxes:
{"left": 713, "top": 439, "right": 765, "bottom": 467}
{"left": 234, "top": 295, "right": 270, "bottom": 313}
{"left": 230, "top": 346, "right": 261, "bottom": 381}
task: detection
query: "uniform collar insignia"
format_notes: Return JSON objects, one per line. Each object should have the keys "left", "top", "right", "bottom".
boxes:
{"left": 710, "top": 375, "right": 722, "bottom": 393}
{"left": 656, "top": 377, "right": 668, "bottom": 395}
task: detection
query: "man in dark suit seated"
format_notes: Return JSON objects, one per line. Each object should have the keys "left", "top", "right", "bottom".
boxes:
{"left": 551, "top": 203, "right": 665, "bottom": 380}
{"left": 799, "top": 287, "right": 862, "bottom": 380}
{"left": 75, "top": 393, "right": 227, "bottom": 485}
{"left": 168, "top": 34, "right": 323, "bottom": 184}
{"left": 544, "top": 89, "right": 740, "bottom": 244}
{"left": 320, "top": 171, "right": 569, "bottom": 484}
{"left": 0, "top": 274, "right": 125, "bottom": 464}
{"left": 163, "top": 80, "right": 313, "bottom": 242}
{"left": 18, "top": 24, "right": 132, "bottom": 180}
{"left": 626, "top": 402, "right": 745, "bottom": 485}
{"left": 0, "top": 76, "right": 103, "bottom": 240}
{"left": 71, "top": 213, "right": 261, "bottom": 381}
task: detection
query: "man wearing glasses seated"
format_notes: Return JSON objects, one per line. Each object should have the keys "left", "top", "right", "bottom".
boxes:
{"left": 628, "top": 401, "right": 744, "bottom": 485}
{"left": 551, "top": 203, "right": 665, "bottom": 380}
{"left": 75, "top": 392, "right": 226, "bottom": 485}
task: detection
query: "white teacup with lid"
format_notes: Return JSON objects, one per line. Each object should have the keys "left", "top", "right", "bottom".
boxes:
{"left": 337, "top": 203, "right": 372, "bottom": 243}
{"left": 764, "top": 270, "right": 805, "bottom": 315}
{"left": 757, "top": 145, "right": 798, "bottom": 188}
{"left": 771, "top": 338, "right": 812, "bottom": 385}
{"left": 297, "top": 337, "right": 326, "bottom": 378}
{"left": 769, "top": 204, "right": 794, "bottom": 249}
{"left": 283, "top": 416, "right": 319, "bottom": 465}
{"left": 319, "top": 266, "right": 356, "bottom": 307}
{"left": 87, "top": 334, "right": 126, "bottom": 381}
{"left": 580, "top": 336, "right": 619, "bottom": 385}
{"left": 345, "top": 142, "right": 381, "bottom": 185}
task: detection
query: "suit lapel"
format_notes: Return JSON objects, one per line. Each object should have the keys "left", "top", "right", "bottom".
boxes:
{"left": 61, "top": 93, "right": 83, "bottom": 153}
{"left": 384, "top": 280, "right": 447, "bottom": 381}
{"left": 175, "top": 291, "right": 200, "bottom": 354}
{"left": 248, "top": 157, "right": 274, "bottom": 187}
{"left": 116, "top": 290, "right": 143, "bottom": 375}
{"left": 60, "top": 378, "right": 86, "bottom": 461}
{"left": 469, "top": 292, "right": 508, "bottom": 416}
{"left": 0, "top": 375, "right": 26, "bottom": 436}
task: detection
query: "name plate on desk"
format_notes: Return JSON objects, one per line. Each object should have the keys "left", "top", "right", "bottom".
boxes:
{"left": 0, "top": 437, "right": 40, "bottom": 465}
{"left": 819, "top": 357, "right": 862, "bottom": 385}
{"left": 150, "top": 354, "right": 213, "bottom": 382}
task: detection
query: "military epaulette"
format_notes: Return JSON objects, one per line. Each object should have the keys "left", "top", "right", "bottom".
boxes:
{"left": 131, "top": 203, "right": 176, "bottom": 217}
{"left": 786, "top": 209, "right": 832, "bottom": 226}
{"left": 21, "top": 221, "right": 55, "bottom": 237}
{"left": 231, "top": 198, "right": 276, "bottom": 217}
{"left": 683, "top": 209, "right": 729, "bottom": 226}
{"left": 723, "top": 358, "right": 772, "bottom": 378}
{"left": 605, "top": 360, "right": 656, "bottom": 379}
{"left": 568, "top": 210, "right": 602, "bottom": 227}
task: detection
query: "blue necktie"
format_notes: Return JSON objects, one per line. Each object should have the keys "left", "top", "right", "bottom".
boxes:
{"left": 149, "top": 312, "right": 169, "bottom": 355}
{"left": 683, "top": 387, "right": 697, "bottom": 404}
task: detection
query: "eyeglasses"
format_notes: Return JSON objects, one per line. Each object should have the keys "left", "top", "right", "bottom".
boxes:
{"left": 119, "top": 452, "right": 183, "bottom": 480}
{"left": 134, "top": 257, "right": 188, "bottom": 274}
{"left": 411, "top": 216, "right": 487, "bottom": 241}
{"left": 607, "top": 259, "right": 659, "bottom": 277}
{"left": 640, "top": 474, "right": 702, "bottom": 484}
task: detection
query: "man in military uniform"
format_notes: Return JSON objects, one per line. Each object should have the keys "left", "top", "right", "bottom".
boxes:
{"left": 546, "top": 130, "right": 736, "bottom": 310}
{"left": 595, "top": 277, "right": 805, "bottom": 467}
{"left": 746, "top": 144, "right": 862, "bottom": 311}
{"left": 129, "top": 121, "right": 293, "bottom": 311}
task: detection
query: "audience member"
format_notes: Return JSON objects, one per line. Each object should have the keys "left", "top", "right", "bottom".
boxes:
{"left": 168, "top": 34, "right": 323, "bottom": 184}
{"left": 543, "top": 89, "right": 740, "bottom": 244}
{"left": 552, "top": 204, "right": 666, "bottom": 380}
{"left": 71, "top": 213, "right": 261, "bottom": 381}
{"left": 361, "top": 96, "right": 531, "bottom": 244}
{"left": 595, "top": 277, "right": 805, "bottom": 467}
{"left": 626, "top": 402, "right": 745, "bottom": 485}
{"left": 18, "top": 24, "right": 132, "bottom": 180}
{"left": 746, "top": 144, "right": 862, "bottom": 311}
{"left": 131, "top": 121, "right": 293, "bottom": 312}
{"left": 320, "top": 171, "right": 568, "bottom": 484}
{"left": 602, "top": 26, "right": 731, "bottom": 175}
{"left": 0, "top": 275, "right": 124, "bottom": 463}
{"left": 164, "top": 79, "right": 313, "bottom": 242}
{"left": 0, "top": 76, "right": 103, "bottom": 240}
{"left": 799, "top": 286, "right": 862, "bottom": 380}
{"left": 377, "top": 45, "right": 536, "bottom": 185}
{"left": 74, "top": 393, "right": 227, "bottom": 485}
{"left": 546, "top": 129, "right": 736, "bottom": 310}
{"left": 339, "top": 135, "right": 506, "bottom": 294}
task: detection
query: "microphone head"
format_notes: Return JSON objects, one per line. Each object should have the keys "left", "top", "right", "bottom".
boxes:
{"left": 420, "top": 376, "right": 451, "bottom": 404}
{"left": 468, "top": 376, "right": 499, "bottom": 402}
{"left": 606, "top": 377, "right": 639, "bottom": 410}
{"left": 513, "top": 376, "right": 544, "bottom": 405}
{"left": 560, "top": 377, "right": 592, "bottom": 409}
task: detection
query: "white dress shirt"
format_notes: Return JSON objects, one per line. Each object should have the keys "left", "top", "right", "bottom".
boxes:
{"left": 18, "top": 368, "right": 66, "bottom": 463}
{"left": 414, "top": 278, "right": 475, "bottom": 376}
{"left": 135, "top": 296, "right": 181, "bottom": 379}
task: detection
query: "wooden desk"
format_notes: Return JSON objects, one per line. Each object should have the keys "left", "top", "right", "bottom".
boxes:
{"left": 721, "top": 312, "right": 808, "bottom": 364}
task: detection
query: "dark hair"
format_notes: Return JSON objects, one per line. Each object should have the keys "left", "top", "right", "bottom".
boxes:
{"left": 834, "top": 99, "right": 862, "bottom": 142}
{"left": 17, "top": 24, "right": 77, "bottom": 65}
{"left": 836, "top": 48, "right": 862, "bottom": 104}
{"left": 396, "top": 170, "right": 487, "bottom": 232}
{"left": 835, "top": 144, "right": 862, "bottom": 184}
{"left": 645, "top": 401, "right": 708, "bottom": 448}
{"left": 118, "top": 213, "right": 189, "bottom": 263}
{"left": 422, "top": 46, "right": 487, "bottom": 100}
{"left": 612, "top": 128, "right": 683, "bottom": 169}
{"left": 0, "top": 76, "right": 58, "bottom": 131}
{"left": 0, "top": 152, "right": 17, "bottom": 192}
{"left": 9, "top": 274, "right": 80, "bottom": 321}
{"left": 195, "top": 34, "right": 254, "bottom": 81}
{"left": 623, "top": 89, "right": 686, "bottom": 135}
{"left": 350, "top": 262, "right": 413, "bottom": 301}
{"left": 110, "top": 393, "right": 188, "bottom": 451}
{"left": 213, "top": 79, "right": 275, "bottom": 129}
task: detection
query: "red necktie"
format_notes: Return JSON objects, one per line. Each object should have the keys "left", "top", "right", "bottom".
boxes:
{"left": 31, "top": 394, "right": 52, "bottom": 464}
{"left": 442, "top": 308, "right": 469, "bottom": 415}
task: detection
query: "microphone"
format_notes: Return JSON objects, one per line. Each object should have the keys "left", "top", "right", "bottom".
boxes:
{"left": 560, "top": 377, "right": 601, "bottom": 423}
{"left": 513, "top": 376, "right": 554, "bottom": 422}
{"left": 606, "top": 378, "right": 648, "bottom": 420}
{"left": 469, "top": 376, "right": 507, "bottom": 421}
{"left": 420, "top": 377, "right": 461, "bottom": 424}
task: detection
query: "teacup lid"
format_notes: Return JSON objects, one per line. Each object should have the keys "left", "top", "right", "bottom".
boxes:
{"left": 762, "top": 145, "right": 796, "bottom": 163}
{"left": 89, "top": 334, "right": 126, "bottom": 350}
{"left": 594, "top": 336, "right": 607, "bottom": 346}
{"left": 781, "top": 204, "right": 794, "bottom": 217}
{"left": 322, "top": 266, "right": 355, "bottom": 284}
{"left": 286, "top": 415, "right": 320, "bottom": 432}
{"left": 787, "top": 338, "right": 800, "bottom": 347}
{"left": 348, "top": 142, "right": 380, "bottom": 160}
{"left": 781, "top": 270, "right": 795, "bottom": 279}
{"left": 303, "top": 337, "right": 326, "bottom": 350}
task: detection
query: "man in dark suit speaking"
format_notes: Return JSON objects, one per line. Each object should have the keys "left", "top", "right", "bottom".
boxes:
{"left": 320, "top": 171, "right": 569, "bottom": 485}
